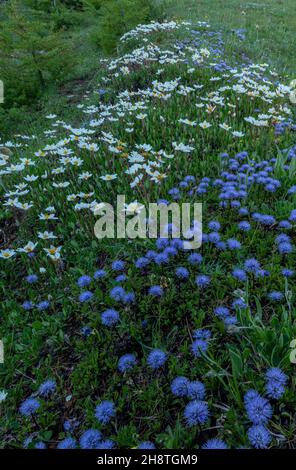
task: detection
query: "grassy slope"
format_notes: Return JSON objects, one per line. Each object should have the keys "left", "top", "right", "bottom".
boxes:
{"left": 165, "top": 0, "right": 296, "bottom": 74}
{"left": 2, "top": 0, "right": 295, "bottom": 140}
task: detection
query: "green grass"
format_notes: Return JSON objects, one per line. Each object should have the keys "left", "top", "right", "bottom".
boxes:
{"left": 164, "top": 0, "right": 296, "bottom": 75}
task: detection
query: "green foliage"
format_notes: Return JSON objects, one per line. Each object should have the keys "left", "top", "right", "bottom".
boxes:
{"left": 0, "top": 1, "right": 75, "bottom": 108}
{"left": 20, "top": 1, "right": 82, "bottom": 31}
{"left": 22, "top": 0, "right": 56, "bottom": 13}
{"left": 24, "top": 0, "right": 83, "bottom": 11}
{"left": 91, "top": 0, "right": 154, "bottom": 53}
{"left": 82, "top": 0, "right": 103, "bottom": 12}
{"left": 50, "top": 5, "right": 82, "bottom": 31}
{"left": 60, "top": 0, "right": 83, "bottom": 9}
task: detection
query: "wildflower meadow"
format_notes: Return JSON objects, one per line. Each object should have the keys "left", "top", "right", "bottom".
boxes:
{"left": 0, "top": 0, "right": 296, "bottom": 458}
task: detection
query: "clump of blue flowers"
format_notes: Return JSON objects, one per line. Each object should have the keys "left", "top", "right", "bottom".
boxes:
{"left": 95, "top": 401, "right": 116, "bottom": 425}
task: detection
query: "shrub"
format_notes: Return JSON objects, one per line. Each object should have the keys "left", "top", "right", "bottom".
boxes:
{"left": 24, "top": 0, "right": 83, "bottom": 11}
{"left": 0, "top": 1, "right": 75, "bottom": 108}
{"left": 82, "top": 0, "right": 103, "bottom": 12}
{"left": 91, "top": 0, "right": 154, "bottom": 54}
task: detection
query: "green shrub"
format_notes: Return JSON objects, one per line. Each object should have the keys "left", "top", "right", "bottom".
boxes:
{"left": 23, "top": 0, "right": 83, "bottom": 11}
{"left": 22, "top": 0, "right": 55, "bottom": 13}
{"left": 0, "top": 1, "right": 75, "bottom": 108}
{"left": 22, "top": 0, "right": 82, "bottom": 31}
{"left": 0, "top": 105, "right": 28, "bottom": 136}
{"left": 92, "top": 0, "right": 154, "bottom": 54}
{"left": 83, "top": 0, "right": 103, "bottom": 12}
{"left": 50, "top": 5, "right": 82, "bottom": 31}
{"left": 60, "top": 0, "right": 83, "bottom": 9}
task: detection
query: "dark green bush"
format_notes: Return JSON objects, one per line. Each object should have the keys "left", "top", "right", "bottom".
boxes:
{"left": 83, "top": 0, "right": 103, "bottom": 12}
{"left": 50, "top": 5, "right": 82, "bottom": 31}
{"left": 24, "top": 0, "right": 83, "bottom": 11}
{"left": 0, "top": 1, "right": 75, "bottom": 108}
{"left": 91, "top": 0, "right": 155, "bottom": 54}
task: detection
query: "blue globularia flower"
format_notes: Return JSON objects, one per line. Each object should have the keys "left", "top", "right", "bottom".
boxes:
{"left": 265, "top": 367, "right": 288, "bottom": 385}
{"left": 63, "top": 419, "right": 79, "bottom": 432}
{"left": 214, "top": 306, "right": 230, "bottom": 319}
{"left": 123, "top": 291, "right": 135, "bottom": 304}
{"left": 148, "top": 285, "right": 163, "bottom": 297}
{"left": 155, "top": 252, "right": 169, "bottom": 265}
{"left": 118, "top": 354, "right": 137, "bottom": 373}
{"left": 244, "top": 258, "right": 260, "bottom": 273}
{"left": 208, "top": 221, "right": 221, "bottom": 231}
{"left": 111, "top": 260, "right": 125, "bottom": 271}
{"left": 37, "top": 300, "right": 50, "bottom": 311}
{"left": 278, "top": 242, "right": 293, "bottom": 254}
{"left": 224, "top": 315, "right": 238, "bottom": 326}
{"left": 38, "top": 379, "right": 56, "bottom": 397}
{"left": 19, "top": 398, "right": 40, "bottom": 416}
{"left": 227, "top": 238, "right": 241, "bottom": 250}
{"left": 138, "top": 441, "right": 156, "bottom": 449}
{"left": 95, "top": 401, "right": 116, "bottom": 425}
{"left": 187, "top": 381, "right": 205, "bottom": 400}
{"left": 57, "top": 437, "right": 77, "bottom": 449}
{"left": 156, "top": 238, "right": 169, "bottom": 250}
{"left": 238, "top": 221, "right": 251, "bottom": 231}
{"left": 232, "top": 268, "right": 247, "bottom": 281}
{"left": 77, "top": 275, "right": 91, "bottom": 287}
{"left": 35, "top": 441, "right": 46, "bottom": 449}
{"left": 268, "top": 291, "right": 283, "bottom": 301}
{"left": 248, "top": 425, "right": 271, "bottom": 449}
{"left": 191, "top": 339, "right": 208, "bottom": 357}
{"left": 94, "top": 269, "right": 106, "bottom": 279}
{"left": 281, "top": 268, "right": 294, "bottom": 277}
{"left": 171, "top": 377, "right": 190, "bottom": 397}
{"left": 245, "top": 395, "right": 272, "bottom": 424}
{"left": 232, "top": 298, "right": 247, "bottom": 309}
{"left": 22, "top": 301, "right": 33, "bottom": 310}
{"left": 184, "top": 400, "right": 209, "bottom": 426}
{"left": 79, "top": 291, "right": 93, "bottom": 303}
{"left": 110, "top": 286, "right": 125, "bottom": 302}
{"left": 208, "top": 232, "right": 221, "bottom": 243}
{"left": 188, "top": 253, "right": 203, "bottom": 265}
{"left": 147, "top": 349, "right": 167, "bottom": 369}
{"left": 193, "top": 329, "right": 211, "bottom": 341}
{"left": 175, "top": 267, "right": 189, "bottom": 279}
{"left": 135, "top": 257, "right": 150, "bottom": 269}
{"left": 202, "top": 438, "right": 227, "bottom": 449}
{"left": 265, "top": 381, "right": 285, "bottom": 400}
{"left": 26, "top": 274, "right": 38, "bottom": 284}
{"left": 101, "top": 309, "right": 120, "bottom": 327}
{"left": 244, "top": 389, "right": 261, "bottom": 405}
{"left": 195, "top": 275, "right": 211, "bottom": 288}
{"left": 97, "top": 440, "right": 115, "bottom": 449}
{"left": 79, "top": 429, "right": 102, "bottom": 449}
{"left": 265, "top": 367, "right": 288, "bottom": 399}
{"left": 289, "top": 209, "right": 296, "bottom": 222}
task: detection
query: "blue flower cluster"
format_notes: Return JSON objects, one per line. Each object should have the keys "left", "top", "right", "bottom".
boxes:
{"left": 244, "top": 368, "right": 288, "bottom": 449}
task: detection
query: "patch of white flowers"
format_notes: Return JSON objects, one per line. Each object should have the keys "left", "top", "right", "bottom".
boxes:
{"left": 0, "top": 20, "right": 294, "bottom": 262}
